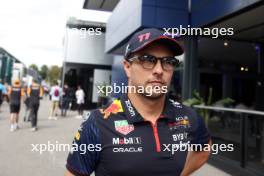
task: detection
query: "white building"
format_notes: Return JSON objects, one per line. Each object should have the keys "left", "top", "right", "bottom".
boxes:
{"left": 62, "top": 19, "right": 113, "bottom": 109}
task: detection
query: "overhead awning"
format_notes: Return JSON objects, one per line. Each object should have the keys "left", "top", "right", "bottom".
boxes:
{"left": 83, "top": 0, "right": 119, "bottom": 12}
{"left": 209, "top": 3, "right": 264, "bottom": 43}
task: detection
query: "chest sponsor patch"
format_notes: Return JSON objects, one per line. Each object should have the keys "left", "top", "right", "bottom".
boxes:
{"left": 113, "top": 147, "right": 143, "bottom": 153}
{"left": 114, "top": 120, "right": 134, "bottom": 135}
{"left": 172, "top": 132, "right": 188, "bottom": 142}
{"left": 169, "top": 116, "right": 190, "bottom": 130}
{"left": 112, "top": 137, "right": 141, "bottom": 145}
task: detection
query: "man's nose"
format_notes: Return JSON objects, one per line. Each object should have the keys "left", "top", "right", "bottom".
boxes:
{"left": 152, "top": 60, "right": 163, "bottom": 75}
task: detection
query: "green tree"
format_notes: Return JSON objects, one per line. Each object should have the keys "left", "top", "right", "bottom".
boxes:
{"left": 29, "top": 64, "right": 39, "bottom": 72}
{"left": 47, "top": 65, "right": 61, "bottom": 83}
{"left": 40, "top": 65, "right": 49, "bottom": 80}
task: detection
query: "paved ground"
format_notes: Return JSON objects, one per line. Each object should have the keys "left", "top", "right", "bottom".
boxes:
{"left": 0, "top": 98, "right": 231, "bottom": 176}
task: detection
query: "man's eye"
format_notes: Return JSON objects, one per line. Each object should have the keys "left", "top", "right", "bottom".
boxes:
{"left": 164, "top": 58, "right": 177, "bottom": 65}
{"left": 140, "top": 55, "right": 155, "bottom": 61}
{"left": 168, "top": 59, "right": 176, "bottom": 63}
{"left": 148, "top": 58, "right": 156, "bottom": 63}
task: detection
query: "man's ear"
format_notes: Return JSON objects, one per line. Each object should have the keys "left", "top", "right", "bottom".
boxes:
{"left": 123, "top": 59, "right": 131, "bottom": 78}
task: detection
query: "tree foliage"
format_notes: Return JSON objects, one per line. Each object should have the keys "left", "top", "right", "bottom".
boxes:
{"left": 28, "top": 64, "right": 61, "bottom": 83}
{"left": 39, "top": 65, "right": 49, "bottom": 80}
{"left": 47, "top": 65, "right": 61, "bottom": 83}
{"left": 29, "top": 64, "right": 39, "bottom": 72}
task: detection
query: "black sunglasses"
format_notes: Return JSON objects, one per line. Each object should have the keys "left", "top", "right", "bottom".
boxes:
{"left": 127, "top": 54, "right": 179, "bottom": 71}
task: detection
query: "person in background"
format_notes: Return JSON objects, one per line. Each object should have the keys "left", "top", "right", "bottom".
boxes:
{"left": 49, "top": 81, "right": 62, "bottom": 120}
{"left": 23, "top": 81, "right": 30, "bottom": 122}
{"left": 8, "top": 79, "right": 24, "bottom": 132}
{"left": 75, "top": 85, "right": 85, "bottom": 119}
{"left": 61, "top": 84, "right": 70, "bottom": 117}
{"left": 68, "top": 86, "right": 75, "bottom": 110}
{"left": 27, "top": 79, "right": 43, "bottom": 131}
{"left": 4, "top": 82, "right": 10, "bottom": 103}
{"left": 0, "top": 79, "right": 7, "bottom": 112}
{"left": 43, "top": 86, "right": 49, "bottom": 98}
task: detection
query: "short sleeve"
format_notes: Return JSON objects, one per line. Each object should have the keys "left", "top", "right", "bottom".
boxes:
{"left": 66, "top": 111, "right": 101, "bottom": 176}
{"left": 190, "top": 114, "right": 211, "bottom": 146}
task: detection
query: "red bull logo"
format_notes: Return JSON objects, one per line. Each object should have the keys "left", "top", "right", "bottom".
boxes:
{"left": 178, "top": 119, "right": 189, "bottom": 126}
{"left": 101, "top": 100, "right": 124, "bottom": 119}
{"left": 168, "top": 116, "right": 190, "bottom": 130}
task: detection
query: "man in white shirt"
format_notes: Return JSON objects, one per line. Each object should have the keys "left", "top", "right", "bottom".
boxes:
{"left": 75, "top": 85, "right": 85, "bottom": 119}
{"left": 49, "top": 81, "right": 62, "bottom": 120}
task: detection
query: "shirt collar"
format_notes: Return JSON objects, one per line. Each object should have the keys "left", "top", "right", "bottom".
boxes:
{"left": 119, "top": 93, "right": 176, "bottom": 124}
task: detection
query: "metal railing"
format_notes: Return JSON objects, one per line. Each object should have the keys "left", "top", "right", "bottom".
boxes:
{"left": 193, "top": 105, "right": 264, "bottom": 168}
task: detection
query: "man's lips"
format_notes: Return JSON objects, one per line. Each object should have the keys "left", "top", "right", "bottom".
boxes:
{"left": 148, "top": 81, "right": 164, "bottom": 84}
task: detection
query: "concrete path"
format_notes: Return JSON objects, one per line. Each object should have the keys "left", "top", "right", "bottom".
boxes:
{"left": 0, "top": 98, "right": 230, "bottom": 176}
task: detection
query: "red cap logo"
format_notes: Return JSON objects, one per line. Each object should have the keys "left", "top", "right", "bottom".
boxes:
{"left": 138, "top": 32, "right": 150, "bottom": 42}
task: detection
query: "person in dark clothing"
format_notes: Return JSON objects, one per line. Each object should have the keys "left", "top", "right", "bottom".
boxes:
{"left": 65, "top": 28, "right": 211, "bottom": 176}
{"left": 23, "top": 84, "right": 31, "bottom": 122}
{"left": 61, "top": 84, "right": 70, "bottom": 117}
{"left": 8, "top": 80, "right": 24, "bottom": 132}
{"left": 27, "top": 80, "right": 43, "bottom": 132}
{"left": 67, "top": 87, "right": 76, "bottom": 110}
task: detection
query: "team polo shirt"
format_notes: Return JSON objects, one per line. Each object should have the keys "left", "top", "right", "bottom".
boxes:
{"left": 66, "top": 93, "right": 211, "bottom": 176}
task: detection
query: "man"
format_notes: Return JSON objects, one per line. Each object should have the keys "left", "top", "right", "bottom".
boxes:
{"left": 68, "top": 86, "right": 76, "bottom": 110}
{"left": 65, "top": 28, "right": 211, "bottom": 176}
{"left": 27, "top": 79, "right": 43, "bottom": 131}
{"left": 75, "top": 85, "right": 85, "bottom": 119}
{"left": 8, "top": 79, "right": 24, "bottom": 132}
{"left": 61, "top": 84, "right": 70, "bottom": 117}
{"left": 23, "top": 81, "right": 30, "bottom": 122}
{"left": 0, "top": 79, "right": 7, "bottom": 112}
{"left": 49, "top": 81, "right": 61, "bottom": 120}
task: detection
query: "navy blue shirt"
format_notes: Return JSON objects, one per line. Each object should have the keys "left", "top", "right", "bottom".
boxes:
{"left": 66, "top": 94, "right": 211, "bottom": 176}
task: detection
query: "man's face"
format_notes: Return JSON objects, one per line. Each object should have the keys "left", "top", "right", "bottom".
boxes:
{"left": 123, "top": 43, "right": 175, "bottom": 99}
